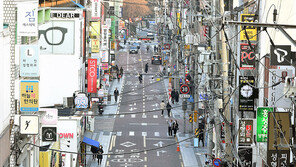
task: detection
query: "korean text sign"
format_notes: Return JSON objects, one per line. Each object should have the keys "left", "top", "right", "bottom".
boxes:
{"left": 20, "top": 80, "right": 39, "bottom": 112}
{"left": 20, "top": 45, "right": 39, "bottom": 77}
{"left": 87, "top": 59, "right": 97, "bottom": 93}
{"left": 256, "top": 107, "right": 273, "bottom": 142}
{"left": 238, "top": 119, "right": 253, "bottom": 145}
{"left": 17, "top": 1, "right": 38, "bottom": 36}
{"left": 91, "top": 39, "right": 100, "bottom": 53}
{"left": 91, "top": 0, "right": 101, "bottom": 19}
{"left": 240, "top": 14, "right": 257, "bottom": 41}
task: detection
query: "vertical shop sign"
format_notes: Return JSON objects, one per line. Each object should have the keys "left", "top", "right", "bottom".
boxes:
{"left": 267, "top": 150, "right": 290, "bottom": 167}
{"left": 87, "top": 59, "right": 97, "bottom": 93}
{"left": 240, "top": 43, "right": 256, "bottom": 70}
{"left": 256, "top": 107, "right": 273, "bottom": 142}
{"left": 91, "top": 39, "right": 100, "bottom": 53}
{"left": 101, "top": 25, "right": 109, "bottom": 50}
{"left": 239, "top": 76, "right": 255, "bottom": 112}
{"left": 240, "top": 14, "right": 257, "bottom": 41}
{"left": 20, "top": 45, "right": 39, "bottom": 77}
{"left": 91, "top": 0, "right": 101, "bottom": 19}
{"left": 17, "top": 1, "right": 38, "bottom": 36}
{"left": 238, "top": 120, "right": 253, "bottom": 145}
{"left": 20, "top": 80, "right": 39, "bottom": 112}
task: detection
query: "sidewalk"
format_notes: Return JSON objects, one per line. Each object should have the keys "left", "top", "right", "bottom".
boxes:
{"left": 162, "top": 78, "right": 209, "bottom": 167}
{"left": 84, "top": 75, "right": 125, "bottom": 166}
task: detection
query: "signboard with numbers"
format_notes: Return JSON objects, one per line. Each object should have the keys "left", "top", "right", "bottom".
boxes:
{"left": 238, "top": 120, "right": 253, "bottom": 145}
{"left": 180, "top": 84, "right": 190, "bottom": 94}
{"left": 256, "top": 107, "right": 273, "bottom": 142}
{"left": 17, "top": 1, "right": 38, "bottom": 36}
{"left": 20, "top": 45, "right": 39, "bottom": 77}
{"left": 20, "top": 115, "right": 39, "bottom": 134}
{"left": 20, "top": 80, "right": 39, "bottom": 112}
{"left": 240, "top": 14, "right": 257, "bottom": 41}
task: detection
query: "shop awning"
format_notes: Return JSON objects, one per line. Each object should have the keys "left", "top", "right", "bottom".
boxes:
{"left": 82, "top": 137, "right": 100, "bottom": 147}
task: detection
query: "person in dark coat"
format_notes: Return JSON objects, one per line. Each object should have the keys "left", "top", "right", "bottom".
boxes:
{"left": 114, "top": 88, "right": 119, "bottom": 103}
{"left": 171, "top": 89, "right": 176, "bottom": 104}
{"left": 172, "top": 120, "right": 179, "bottom": 137}
{"left": 175, "top": 91, "right": 179, "bottom": 103}
{"left": 138, "top": 73, "right": 143, "bottom": 84}
{"left": 198, "top": 122, "right": 205, "bottom": 147}
{"left": 166, "top": 102, "right": 172, "bottom": 117}
{"left": 145, "top": 63, "right": 149, "bottom": 73}
{"left": 97, "top": 145, "right": 104, "bottom": 166}
{"left": 115, "top": 65, "right": 119, "bottom": 72}
{"left": 120, "top": 67, "right": 123, "bottom": 76}
{"left": 91, "top": 145, "right": 98, "bottom": 160}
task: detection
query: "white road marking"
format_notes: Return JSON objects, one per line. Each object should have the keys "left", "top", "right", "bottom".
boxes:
{"left": 154, "top": 132, "right": 160, "bottom": 137}
{"left": 117, "top": 131, "right": 122, "bottom": 136}
{"left": 142, "top": 115, "right": 147, "bottom": 118}
{"left": 141, "top": 123, "right": 147, "bottom": 126}
{"left": 142, "top": 132, "right": 147, "bottom": 136}
{"left": 120, "top": 114, "right": 124, "bottom": 118}
{"left": 129, "top": 131, "right": 135, "bottom": 136}
{"left": 143, "top": 136, "right": 146, "bottom": 147}
{"left": 131, "top": 114, "right": 136, "bottom": 118}
{"left": 153, "top": 115, "right": 158, "bottom": 118}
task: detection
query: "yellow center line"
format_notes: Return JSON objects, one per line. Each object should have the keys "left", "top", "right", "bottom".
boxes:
{"left": 144, "top": 157, "right": 147, "bottom": 162}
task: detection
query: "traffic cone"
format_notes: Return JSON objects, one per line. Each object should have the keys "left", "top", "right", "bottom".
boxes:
{"left": 176, "top": 143, "right": 180, "bottom": 152}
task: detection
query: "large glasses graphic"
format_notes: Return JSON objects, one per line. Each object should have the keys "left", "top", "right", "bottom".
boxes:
{"left": 38, "top": 27, "right": 67, "bottom": 45}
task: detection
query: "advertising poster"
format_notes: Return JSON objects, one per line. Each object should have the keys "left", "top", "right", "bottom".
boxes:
{"left": 238, "top": 120, "right": 253, "bottom": 145}
{"left": 39, "top": 20, "right": 75, "bottom": 54}
{"left": 17, "top": 1, "right": 38, "bottom": 36}
{"left": 91, "top": 0, "right": 101, "bottom": 20}
{"left": 20, "top": 45, "right": 39, "bottom": 77}
{"left": 256, "top": 107, "right": 273, "bottom": 142}
{"left": 240, "top": 44, "right": 256, "bottom": 70}
{"left": 240, "top": 14, "right": 257, "bottom": 41}
{"left": 41, "top": 108, "right": 58, "bottom": 125}
{"left": 20, "top": 80, "right": 39, "bottom": 112}
{"left": 100, "top": 50, "right": 109, "bottom": 63}
{"left": 87, "top": 59, "right": 97, "bottom": 93}
{"left": 268, "top": 69, "right": 293, "bottom": 108}
{"left": 90, "top": 21, "right": 100, "bottom": 37}
{"left": 91, "top": 39, "right": 100, "bottom": 53}
{"left": 239, "top": 76, "right": 255, "bottom": 112}
{"left": 20, "top": 115, "right": 39, "bottom": 134}
{"left": 270, "top": 45, "right": 291, "bottom": 66}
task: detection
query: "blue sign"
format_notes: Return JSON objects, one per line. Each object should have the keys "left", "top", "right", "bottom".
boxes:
{"left": 20, "top": 45, "right": 39, "bottom": 77}
{"left": 75, "top": 95, "right": 88, "bottom": 108}
{"left": 149, "top": 21, "right": 156, "bottom": 24}
{"left": 213, "top": 158, "right": 222, "bottom": 167}
{"left": 187, "top": 95, "right": 194, "bottom": 103}
{"left": 199, "top": 94, "right": 208, "bottom": 100}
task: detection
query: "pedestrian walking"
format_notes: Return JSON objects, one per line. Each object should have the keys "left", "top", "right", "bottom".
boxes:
{"left": 120, "top": 67, "right": 123, "bottom": 76}
{"left": 171, "top": 89, "right": 176, "bottom": 104}
{"left": 115, "top": 65, "right": 119, "bottom": 72}
{"left": 145, "top": 63, "right": 149, "bottom": 73}
{"left": 172, "top": 120, "right": 179, "bottom": 137}
{"left": 138, "top": 73, "right": 143, "bottom": 84}
{"left": 167, "top": 119, "right": 173, "bottom": 136}
{"left": 166, "top": 102, "right": 172, "bottom": 117}
{"left": 160, "top": 100, "right": 166, "bottom": 116}
{"left": 198, "top": 122, "right": 205, "bottom": 147}
{"left": 175, "top": 91, "right": 179, "bottom": 103}
{"left": 91, "top": 145, "right": 98, "bottom": 160}
{"left": 146, "top": 45, "right": 149, "bottom": 53}
{"left": 117, "top": 71, "right": 120, "bottom": 81}
{"left": 114, "top": 88, "right": 119, "bottom": 103}
{"left": 97, "top": 145, "right": 104, "bottom": 166}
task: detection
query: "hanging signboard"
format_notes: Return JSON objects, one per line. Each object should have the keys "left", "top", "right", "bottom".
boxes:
{"left": 256, "top": 107, "right": 273, "bottom": 142}
{"left": 270, "top": 45, "right": 291, "bottom": 66}
{"left": 87, "top": 59, "right": 97, "bottom": 93}
{"left": 268, "top": 69, "right": 293, "bottom": 108}
{"left": 100, "top": 50, "right": 109, "bottom": 63}
{"left": 17, "top": 1, "right": 38, "bottom": 36}
{"left": 267, "top": 150, "right": 290, "bottom": 167}
{"left": 91, "top": 39, "right": 100, "bottom": 53}
{"left": 239, "top": 76, "right": 255, "bottom": 112}
{"left": 90, "top": 21, "right": 100, "bottom": 37}
{"left": 91, "top": 0, "right": 101, "bottom": 20}
{"left": 42, "top": 127, "right": 57, "bottom": 142}
{"left": 267, "top": 112, "right": 290, "bottom": 151}
{"left": 20, "top": 115, "right": 39, "bottom": 134}
{"left": 41, "top": 108, "right": 58, "bottom": 125}
{"left": 75, "top": 94, "right": 88, "bottom": 108}
{"left": 240, "top": 44, "right": 256, "bottom": 70}
{"left": 20, "top": 80, "right": 39, "bottom": 112}
{"left": 238, "top": 147, "right": 252, "bottom": 167}
{"left": 101, "top": 25, "right": 109, "bottom": 50}
{"left": 106, "top": 18, "right": 112, "bottom": 28}
{"left": 238, "top": 120, "right": 253, "bottom": 145}
{"left": 20, "top": 45, "right": 39, "bottom": 77}
{"left": 240, "top": 14, "right": 257, "bottom": 41}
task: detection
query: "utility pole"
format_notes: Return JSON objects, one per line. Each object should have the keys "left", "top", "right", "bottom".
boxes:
{"left": 220, "top": 0, "right": 233, "bottom": 164}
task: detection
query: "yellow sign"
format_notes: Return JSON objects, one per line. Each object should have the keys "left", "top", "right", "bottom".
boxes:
{"left": 90, "top": 21, "right": 100, "bottom": 38}
{"left": 240, "top": 14, "right": 257, "bottom": 41}
{"left": 184, "top": 45, "right": 190, "bottom": 50}
{"left": 111, "top": 41, "right": 115, "bottom": 50}
{"left": 91, "top": 39, "right": 100, "bottom": 53}
{"left": 177, "top": 13, "right": 182, "bottom": 34}
{"left": 194, "top": 110, "right": 198, "bottom": 122}
{"left": 20, "top": 80, "right": 39, "bottom": 112}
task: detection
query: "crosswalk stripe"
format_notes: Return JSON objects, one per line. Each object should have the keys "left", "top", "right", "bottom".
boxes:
{"left": 131, "top": 114, "right": 136, "bottom": 118}
{"left": 154, "top": 132, "right": 160, "bottom": 137}
{"left": 142, "top": 132, "right": 147, "bottom": 136}
{"left": 129, "top": 131, "right": 135, "bottom": 136}
{"left": 120, "top": 114, "right": 124, "bottom": 118}
{"left": 117, "top": 131, "right": 122, "bottom": 136}
{"left": 153, "top": 115, "right": 158, "bottom": 118}
{"left": 142, "top": 115, "right": 147, "bottom": 118}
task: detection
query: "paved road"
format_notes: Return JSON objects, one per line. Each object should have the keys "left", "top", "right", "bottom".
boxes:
{"left": 105, "top": 43, "right": 183, "bottom": 167}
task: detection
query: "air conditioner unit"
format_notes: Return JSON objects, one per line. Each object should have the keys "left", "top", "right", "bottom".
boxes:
{"left": 63, "top": 97, "right": 74, "bottom": 108}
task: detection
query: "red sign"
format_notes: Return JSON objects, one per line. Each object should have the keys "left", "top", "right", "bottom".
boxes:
{"left": 180, "top": 84, "right": 190, "bottom": 94}
{"left": 58, "top": 133, "right": 74, "bottom": 139}
{"left": 87, "top": 59, "right": 97, "bottom": 93}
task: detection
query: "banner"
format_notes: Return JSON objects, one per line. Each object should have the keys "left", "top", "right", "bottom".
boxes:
{"left": 256, "top": 107, "right": 273, "bottom": 142}
{"left": 239, "top": 76, "right": 255, "bottom": 112}
{"left": 87, "top": 59, "right": 97, "bottom": 93}
{"left": 91, "top": 0, "right": 101, "bottom": 20}
{"left": 240, "top": 14, "right": 257, "bottom": 41}
{"left": 20, "top": 80, "right": 39, "bottom": 112}
{"left": 238, "top": 120, "right": 253, "bottom": 145}
{"left": 240, "top": 44, "right": 256, "bottom": 70}
{"left": 270, "top": 45, "right": 291, "bottom": 66}
{"left": 91, "top": 39, "right": 100, "bottom": 53}
{"left": 20, "top": 45, "right": 39, "bottom": 77}
{"left": 17, "top": 1, "right": 38, "bottom": 36}
{"left": 100, "top": 50, "right": 109, "bottom": 63}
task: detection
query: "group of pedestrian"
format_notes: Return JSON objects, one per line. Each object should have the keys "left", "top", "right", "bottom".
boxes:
{"left": 114, "top": 65, "right": 124, "bottom": 81}
{"left": 160, "top": 100, "right": 172, "bottom": 117}
{"left": 167, "top": 119, "right": 179, "bottom": 137}
{"left": 91, "top": 145, "right": 104, "bottom": 166}
{"left": 171, "top": 89, "right": 179, "bottom": 104}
